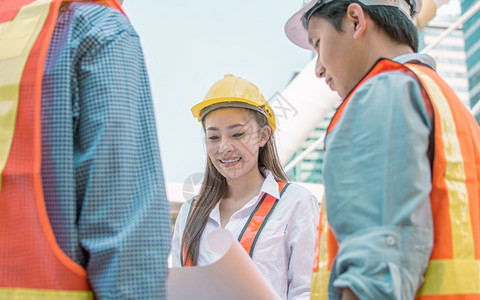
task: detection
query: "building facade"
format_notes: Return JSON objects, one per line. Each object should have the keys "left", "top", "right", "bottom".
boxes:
{"left": 460, "top": 0, "right": 480, "bottom": 122}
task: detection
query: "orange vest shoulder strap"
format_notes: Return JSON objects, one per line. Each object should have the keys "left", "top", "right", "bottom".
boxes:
{"left": 238, "top": 181, "right": 289, "bottom": 257}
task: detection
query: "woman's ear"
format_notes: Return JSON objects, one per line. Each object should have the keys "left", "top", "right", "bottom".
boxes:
{"left": 259, "top": 125, "right": 272, "bottom": 147}
{"left": 346, "top": 3, "right": 367, "bottom": 40}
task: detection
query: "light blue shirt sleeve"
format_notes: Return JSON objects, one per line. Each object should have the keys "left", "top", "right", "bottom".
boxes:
{"left": 323, "top": 72, "right": 434, "bottom": 299}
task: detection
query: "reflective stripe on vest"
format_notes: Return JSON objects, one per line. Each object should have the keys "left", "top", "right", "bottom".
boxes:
{"left": 0, "top": 1, "right": 124, "bottom": 298}
{"left": 311, "top": 58, "right": 480, "bottom": 300}
{"left": 182, "top": 181, "right": 289, "bottom": 266}
{"left": 238, "top": 181, "right": 289, "bottom": 257}
{"left": 408, "top": 63, "right": 480, "bottom": 299}
{"left": 310, "top": 200, "right": 335, "bottom": 300}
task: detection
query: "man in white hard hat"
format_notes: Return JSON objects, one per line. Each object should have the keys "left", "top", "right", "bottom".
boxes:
{"left": 285, "top": 0, "right": 480, "bottom": 299}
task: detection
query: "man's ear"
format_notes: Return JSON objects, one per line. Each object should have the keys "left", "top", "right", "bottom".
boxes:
{"left": 346, "top": 3, "right": 367, "bottom": 39}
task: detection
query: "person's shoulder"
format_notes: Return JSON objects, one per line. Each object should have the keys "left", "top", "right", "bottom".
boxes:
{"left": 369, "top": 66, "right": 419, "bottom": 85}
{"left": 350, "top": 63, "right": 432, "bottom": 126}
{"left": 175, "top": 197, "right": 196, "bottom": 222}
{"left": 67, "top": 2, "right": 136, "bottom": 38}
{"left": 180, "top": 196, "right": 197, "bottom": 213}
{"left": 281, "top": 182, "right": 318, "bottom": 200}
{"left": 185, "top": 196, "right": 197, "bottom": 206}
{"left": 372, "top": 58, "right": 432, "bottom": 85}
{"left": 358, "top": 64, "right": 423, "bottom": 99}
{"left": 278, "top": 182, "right": 320, "bottom": 216}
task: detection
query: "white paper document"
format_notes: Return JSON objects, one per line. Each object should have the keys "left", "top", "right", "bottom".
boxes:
{"left": 167, "top": 228, "right": 281, "bottom": 300}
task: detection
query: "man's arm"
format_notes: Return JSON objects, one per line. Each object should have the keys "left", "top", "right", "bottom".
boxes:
{"left": 71, "top": 5, "right": 171, "bottom": 299}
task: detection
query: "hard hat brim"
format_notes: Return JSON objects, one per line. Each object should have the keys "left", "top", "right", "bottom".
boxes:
{"left": 191, "top": 98, "right": 276, "bottom": 133}
{"left": 191, "top": 98, "right": 264, "bottom": 118}
{"left": 191, "top": 99, "right": 263, "bottom": 120}
{"left": 284, "top": 0, "right": 317, "bottom": 50}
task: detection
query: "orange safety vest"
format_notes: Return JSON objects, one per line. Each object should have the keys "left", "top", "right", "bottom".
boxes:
{"left": 182, "top": 181, "right": 289, "bottom": 266}
{"left": 311, "top": 58, "right": 480, "bottom": 300}
{"left": 0, "top": 1, "right": 124, "bottom": 298}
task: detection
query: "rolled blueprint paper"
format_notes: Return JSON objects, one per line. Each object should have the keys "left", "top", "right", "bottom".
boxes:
{"left": 167, "top": 228, "right": 280, "bottom": 300}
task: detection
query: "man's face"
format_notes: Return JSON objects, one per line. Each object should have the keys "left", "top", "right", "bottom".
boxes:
{"left": 307, "top": 16, "right": 363, "bottom": 99}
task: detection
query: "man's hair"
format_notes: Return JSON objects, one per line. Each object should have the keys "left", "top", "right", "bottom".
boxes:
{"left": 312, "top": 0, "right": 419, "bottom": 52}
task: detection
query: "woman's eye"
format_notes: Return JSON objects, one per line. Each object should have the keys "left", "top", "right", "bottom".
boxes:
{"left": 232, "top": 132, "right": 244, "bottom": 138}
{"left": 208, "top": 136, "right": 219, "bottom": 141}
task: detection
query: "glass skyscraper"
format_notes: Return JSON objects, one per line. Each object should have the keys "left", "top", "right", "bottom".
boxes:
{"left": 460, "top": 0, "right": 480, "bottom": 123}
{"left": 419, "top": 0, "right": 470, "bottom": 107}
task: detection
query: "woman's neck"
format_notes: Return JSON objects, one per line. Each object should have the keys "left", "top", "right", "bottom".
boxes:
{"left": 219, "top": 169, "right": 266, "bottom": 227}
{"left": 227, "top": 169, "right": 265, "bottom": 200}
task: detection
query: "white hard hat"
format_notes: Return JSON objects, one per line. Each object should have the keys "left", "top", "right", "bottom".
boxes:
{"left": 285, "top": 0, "right": 422, "bottom": 50}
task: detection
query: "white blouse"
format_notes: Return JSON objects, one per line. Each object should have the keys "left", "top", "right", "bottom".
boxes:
{"left": 170, "top": 171, "right": 320, "bottom": 299}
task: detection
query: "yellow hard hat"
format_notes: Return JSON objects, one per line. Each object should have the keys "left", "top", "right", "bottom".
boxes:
{"left": 191, "top": 74, "right": 276, "bottom": 133}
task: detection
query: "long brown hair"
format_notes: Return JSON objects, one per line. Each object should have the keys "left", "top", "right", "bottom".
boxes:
{"left": 181, "top": 108, "right": 288, "bottom": 266}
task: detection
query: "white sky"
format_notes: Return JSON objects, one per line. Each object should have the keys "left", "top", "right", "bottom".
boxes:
{"left": 122, "top": 0, "right": 312, "bottom": 183}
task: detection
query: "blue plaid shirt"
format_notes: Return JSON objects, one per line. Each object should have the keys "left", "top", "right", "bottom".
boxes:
{"left": 41, "top": 3, "right": 170, "bottom": 299}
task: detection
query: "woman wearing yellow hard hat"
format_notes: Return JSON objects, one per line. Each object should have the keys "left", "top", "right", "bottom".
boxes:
{"left": 171, "top": 74, "right": 320, "bottom": 299}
